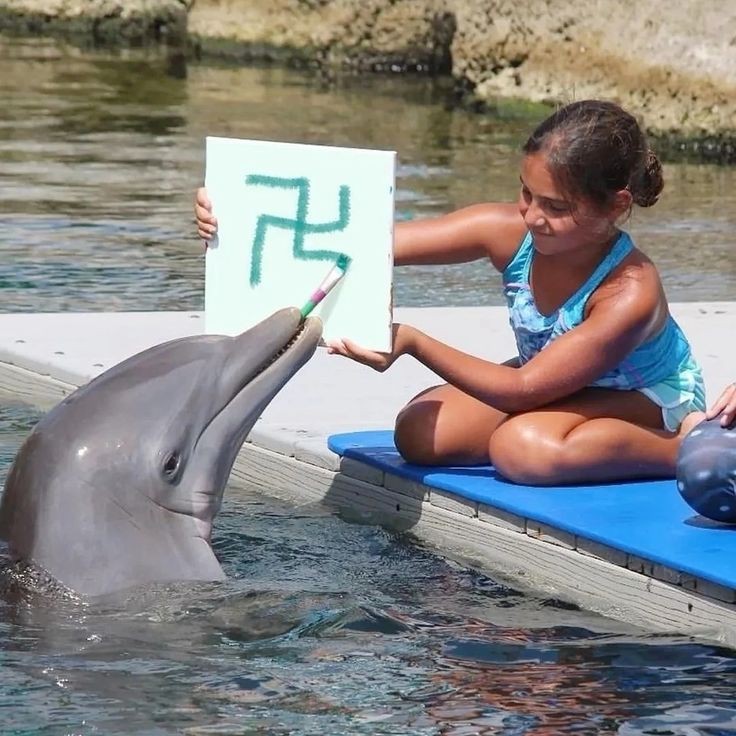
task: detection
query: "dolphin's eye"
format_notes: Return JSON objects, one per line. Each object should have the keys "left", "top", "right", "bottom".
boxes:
{"left": 162, "top": 452, "right": 181, "bottom": 479}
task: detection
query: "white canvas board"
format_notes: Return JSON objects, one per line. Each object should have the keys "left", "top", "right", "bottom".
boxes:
{"left": 204, "top": 136, "right": 395, "bottom": 351}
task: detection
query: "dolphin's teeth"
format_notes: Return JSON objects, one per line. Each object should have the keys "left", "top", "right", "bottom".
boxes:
{"left": 256, "top": 323, "right": 308, "bottom": 375}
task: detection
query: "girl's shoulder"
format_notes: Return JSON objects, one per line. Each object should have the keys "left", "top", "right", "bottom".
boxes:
{"left": 463, "top": 202, "right": 526, "bottom": 271}
{"left": 608, "top": 242, "right": 661, "bottom": 290}
{"left": 587, "top": 241, "right": 667, "bottom": 326}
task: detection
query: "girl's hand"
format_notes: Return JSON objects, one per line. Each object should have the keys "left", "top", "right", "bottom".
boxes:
{"left": 194, "top": 187, "right": 217, "bottom": 242}
{"left": 326, "top": 324, "right": 415, "bottom": 372}
{"left": 706, "top": 382, "right": 736, "bottom": 428}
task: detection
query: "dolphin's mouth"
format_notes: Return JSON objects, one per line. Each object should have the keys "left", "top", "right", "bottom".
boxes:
{"left": 203, "top": 313, "right": 322, "bottom": 449}
{"left": 241, "top": 317, "right": 321, "bottom": 393}
{"left": 258, "top": 321, "right": 309, "bottom": 374}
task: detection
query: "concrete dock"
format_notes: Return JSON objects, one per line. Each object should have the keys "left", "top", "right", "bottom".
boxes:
{"left": 0, "top": 303, "right": 734, "bottom": 643}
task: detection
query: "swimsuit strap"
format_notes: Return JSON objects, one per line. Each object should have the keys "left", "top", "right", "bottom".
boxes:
{"left": 502, "top": 230, "right": 534, "bottom": 287}
{"left": 542, "top": 231, "right": 635, "bottom": 317}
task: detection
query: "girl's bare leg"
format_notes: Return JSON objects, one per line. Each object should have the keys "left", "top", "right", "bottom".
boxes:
{"left": 488, "top": 387, "right": 696, "bottom": 485}
{"left": 394, "top": 383, "right": 507, "bottom": 465}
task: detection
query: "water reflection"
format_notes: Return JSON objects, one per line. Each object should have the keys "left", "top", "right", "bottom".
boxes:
{"left": 1, "top": 34, "right": 733, "bottom": 317}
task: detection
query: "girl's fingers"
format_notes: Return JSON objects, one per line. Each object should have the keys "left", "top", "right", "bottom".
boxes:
{"left": 194, "top": 189, "right": 217, "bottom": 242}
{"left": 705, "top": 398, "right": 726, "bottom": 420}
{"left": 195, "top": 208, "right": 217, "bottom": 227}
{"left": 326, "top": 338, "right": 387, "bottom": 371}
{"left": 325, "top": 340, "right": 347, "bottom": 355}
{"left": 341, "top": 339, "right": 370, "bottom": 358}
{"left": 720, "top": 398, "right": 736, "bottom": 427}
{"left": 196, "top": 223, "right": 217, "bottom": 239}
{"left": 705, "top": 384, "right": 736, "bottom": 426}
{"left": 342, "top": 342, "right": 382, "bottom": 365}
{"left": 196, "top": 187, "right": 212, "bottom": 210}
{"left": 328, "top": 338, "right": 359, "bottom": 356}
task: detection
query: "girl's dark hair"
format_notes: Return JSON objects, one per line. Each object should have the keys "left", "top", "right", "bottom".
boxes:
{"left": 522, "top": 100, "right": 663, "bottom": 209}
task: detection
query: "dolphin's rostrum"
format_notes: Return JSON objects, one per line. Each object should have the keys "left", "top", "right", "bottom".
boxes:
{"left": 0, "top": 308, "right": 322, "bottom": 597}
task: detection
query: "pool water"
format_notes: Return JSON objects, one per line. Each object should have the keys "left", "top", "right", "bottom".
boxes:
{"left": 3, "top": 407, "right": 736, "bottom": 734}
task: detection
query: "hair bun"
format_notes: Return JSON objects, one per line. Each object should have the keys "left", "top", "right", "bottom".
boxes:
{"left": 630, "top": 150, "right": 664, "bottom": 208}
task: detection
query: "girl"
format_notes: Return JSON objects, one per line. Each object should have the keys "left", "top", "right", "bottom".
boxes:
{"left": 195, "top": 100, "right": 706, "bottom": 485}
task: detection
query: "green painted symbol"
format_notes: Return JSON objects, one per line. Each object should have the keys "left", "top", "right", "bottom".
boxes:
{"left": 245, "top": 175, "right": 351, "bottom": 287}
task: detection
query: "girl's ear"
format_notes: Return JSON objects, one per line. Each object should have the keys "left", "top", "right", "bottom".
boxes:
{"left": 612, "top": 189, "right": 633, "bottom": 219}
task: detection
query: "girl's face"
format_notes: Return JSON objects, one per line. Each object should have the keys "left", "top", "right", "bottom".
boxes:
{"left": 517, "top": 152, "right": 626, "bottom": 256}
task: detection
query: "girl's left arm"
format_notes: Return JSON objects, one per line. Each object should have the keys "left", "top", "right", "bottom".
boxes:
{"left": 329, "top": 283, "right": 661, "bottom": 414}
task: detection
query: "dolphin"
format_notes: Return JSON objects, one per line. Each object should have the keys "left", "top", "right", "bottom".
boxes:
{"left": 0, "top": 308, "right": 321, "bottom": 597}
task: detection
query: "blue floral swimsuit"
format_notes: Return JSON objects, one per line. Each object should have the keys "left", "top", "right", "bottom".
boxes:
{"left": 502, "top": 230, "right": 706, "bottom": 431}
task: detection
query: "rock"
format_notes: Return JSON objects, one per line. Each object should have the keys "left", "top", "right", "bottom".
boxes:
{"left": 186, "top": 0, "right": 736, "bottom": 143}
{"left": 452, "top": 0, "right": 736, "bottom": 143}
{"left": 0, "top": 0, "right": 190, "bottom": 45}
{"left": 188, "top": 0, "right": 455, "bottom": 73}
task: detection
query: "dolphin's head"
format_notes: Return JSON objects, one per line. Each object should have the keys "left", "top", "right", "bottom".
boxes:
{"left": 677, "top": 419, "right": 736, "bottom": 523}
{"left": 0, "top": 308, "right": 322, "bottom": 597}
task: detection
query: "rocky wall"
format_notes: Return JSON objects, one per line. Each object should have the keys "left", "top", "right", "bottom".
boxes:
{"left": 186, "top": 0, "right": 736, "bottom": 146}
{"left": 2, "top": 0, "right": 735, "bottom": 147}
{"left": 0, "top": 0, "right": 190, "bottom": 45}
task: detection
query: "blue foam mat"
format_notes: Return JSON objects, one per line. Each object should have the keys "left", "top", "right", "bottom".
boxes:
{"left": 328, "top": 430, "right": 736, "bottom": 591}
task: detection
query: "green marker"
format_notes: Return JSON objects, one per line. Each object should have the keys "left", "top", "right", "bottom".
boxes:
{"left": 300, "top": 254, "right": 351, "bottom": 319}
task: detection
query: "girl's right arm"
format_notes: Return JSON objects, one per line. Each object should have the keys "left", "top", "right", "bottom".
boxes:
{"left": 194, "top": 187, "right": 524, "bottom": 271}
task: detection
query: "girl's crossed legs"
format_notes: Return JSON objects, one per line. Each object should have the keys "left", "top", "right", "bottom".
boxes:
{"left": 395, "top": 382, "right": 696, "bottom": 485}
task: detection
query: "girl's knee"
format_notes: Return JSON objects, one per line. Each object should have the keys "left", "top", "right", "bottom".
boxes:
{"left": 394, "top": 402, "right": 438, "bottom": 465}
{"left": 489, "top": 422, "right": 565, "bottom": 485}
{"left": 394, "top": 385, "right": 504, "bottom": 466}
